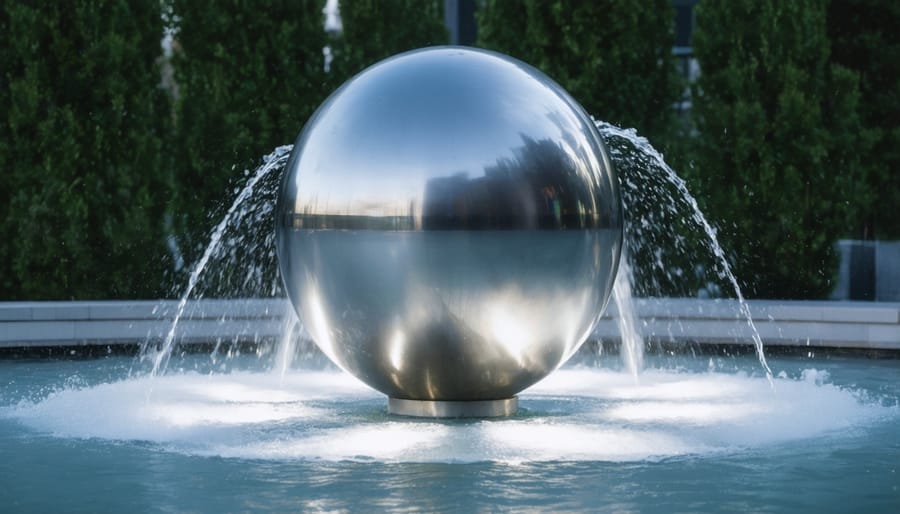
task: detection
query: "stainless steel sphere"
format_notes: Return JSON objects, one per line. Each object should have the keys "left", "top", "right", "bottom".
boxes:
{"left": 277, "top": 47, "right": 622, "bottom": 401}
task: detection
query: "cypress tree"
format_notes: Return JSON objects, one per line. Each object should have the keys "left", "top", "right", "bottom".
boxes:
{"left": 0, "top": 5, "right": 13, "bottom": 297}
{"left": 0, "top": 1, "right": 171, "bottom": 299}
{"left": 690, "top": 0, "right": 868, "bottom": 298}
{"left": 169, "top": 0, "right": 328, "bottom": 273}
{"left": 476, "top": 0, "right": 681, "bottom": 144}
{"left": 330, "top": 0, "right": 448, "bottom": 83}
{"left": 827, "top": 0, "right": 900, "bottom": 239}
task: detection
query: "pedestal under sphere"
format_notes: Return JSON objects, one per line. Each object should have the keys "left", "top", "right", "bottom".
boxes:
{"left": 276, "top": 47, "right": 622, "bottom": 406}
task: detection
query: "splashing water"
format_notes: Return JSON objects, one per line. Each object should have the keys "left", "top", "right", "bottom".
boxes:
{"left": 5, "top": 360, "right": 894, "bottom": 463}
{"left": 274, "top": 306, "right": 301, "bottom": 383}
{"left": 595, "top": 121, "right": 774, "bottom": 385}
{"left": 146, "top": 145, "right": 293, "bottom": 377}
{"left": 613, "top": 254, "right": 644, "bottom": 379}
{"left": 144, "top": 121, "right": 774, "bottom": 386}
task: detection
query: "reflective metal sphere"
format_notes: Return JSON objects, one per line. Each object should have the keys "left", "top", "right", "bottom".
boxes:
{"left": 277, "top": 47, "right": 622, "bottom": 402}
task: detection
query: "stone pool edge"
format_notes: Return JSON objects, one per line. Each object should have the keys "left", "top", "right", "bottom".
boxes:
{"left": 1, "top": 298, "right": 898, "bottom": 355}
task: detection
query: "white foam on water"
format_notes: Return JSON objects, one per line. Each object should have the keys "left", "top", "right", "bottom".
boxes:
{"left": 3, "top": 372, "right": 374, "bottom": 444}
{"left": 3, "top": 368, "right": 893, "bottom": 463}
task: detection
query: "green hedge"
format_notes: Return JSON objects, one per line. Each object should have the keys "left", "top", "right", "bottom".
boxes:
{"left": 2, "top": 1, "right": 897, "bottom": 301}
{"left": 329, "top": 0, "right": 448, "bottom": 82}
{"left": 827, "top": 0, "right": 900, "bottom": 240}
{"left": 0, "top": 1, "right": 171, "bottom": 299}
{"left": 168, "top": 0, "right": 329, "bottom": 273}
{"left": 689, "top": 0, "right": 869, "bottom": 299}
{"left": 476, "top": 0, "right": 681, "bottom": 145}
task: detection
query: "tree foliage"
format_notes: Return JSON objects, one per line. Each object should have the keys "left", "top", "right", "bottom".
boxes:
{"left": 476, "top": 0, "right": 681, "bottom": 144}
{"left": 689, "top": 0, "right": 869, "bottom": 299}
{"left": 168, "top": 0, "right": 329, "bottom": 272}
{"left": 0, "top": 1, "right": 171, "bottom": 299}
{"left": 827, "top": 0, "right": 900, "bottom": 239}
{"left": 330, "top": 0, "right": 448, "bottom": 82}
{"left": 2, "top": 1, "right": 896, "bottom": 302}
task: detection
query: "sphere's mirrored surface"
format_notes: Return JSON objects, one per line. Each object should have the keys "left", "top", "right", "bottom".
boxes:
{"left": 277, "top": 47, "right": 622, "bottom": 401}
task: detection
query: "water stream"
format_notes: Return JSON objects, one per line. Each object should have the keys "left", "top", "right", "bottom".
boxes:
{"left": 612, "top": 253, "right": 644, "bottom": 379}
{"left": 145, "top": 145, "right": 293, "bottom": 377}
{"left": 274, "top": 307, "right": 301, "bottom": 383}
{"left": 596, "top": 121, "right": 775, "bottom": 384}
{"left": 145, "top": 122, "right": 775, "bottom": 386}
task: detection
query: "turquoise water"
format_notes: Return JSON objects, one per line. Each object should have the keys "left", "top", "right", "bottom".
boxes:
{"left": 1, "top": 354, "right": 898, "bottom": 512}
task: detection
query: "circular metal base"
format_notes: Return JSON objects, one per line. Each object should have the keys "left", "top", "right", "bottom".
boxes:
{"left": 388, "top": 397, "right": 518, "bottom": 418}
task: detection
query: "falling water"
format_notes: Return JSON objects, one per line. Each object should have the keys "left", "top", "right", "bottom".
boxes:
{"left": 144, "top": 121, "right": 773, "bottom": 385}
{"left": 274, "top": 307, "right": 301, "bottom": 383}
{"left": 596, "top": 121, "right": 774, "bottom": 385}
{"left": 146, "top": 145, "right": 293, "bottom": 377}
{"left": 612, "top": 254, "right": 644, "bottom": 379}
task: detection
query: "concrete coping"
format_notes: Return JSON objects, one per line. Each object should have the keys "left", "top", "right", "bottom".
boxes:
{"left": 0, "top": 298, "right": 290, "bottom": 322}
{"left": 606, "top": 298, "right": 900, "bottom": 324}
{"left": 1, "top": 298, "right": 898, "bottom": 351}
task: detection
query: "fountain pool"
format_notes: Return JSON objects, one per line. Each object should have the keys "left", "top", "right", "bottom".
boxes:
{"left": 2, "top": 48, "right": 897, "bottom": 511}
{"left": 1, "top": 353, "right": 898, "bottom": 512}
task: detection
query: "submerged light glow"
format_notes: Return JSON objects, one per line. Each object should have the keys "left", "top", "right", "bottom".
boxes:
{"left": 3, "top": 366, "right": 893, "bottom": 463}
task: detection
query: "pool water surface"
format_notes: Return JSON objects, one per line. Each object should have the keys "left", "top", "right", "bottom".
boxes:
{"left": 1, "top": 354, "right": 897, "bottom": 512}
